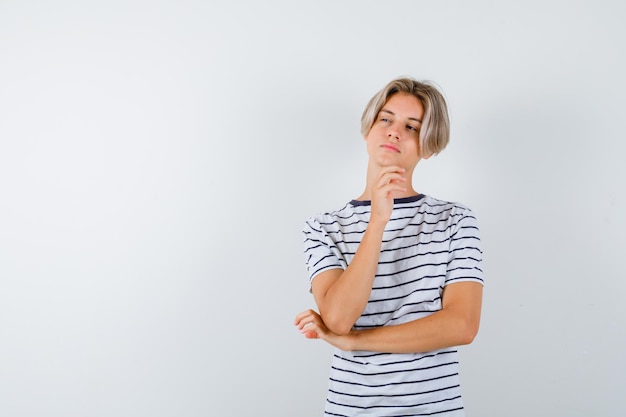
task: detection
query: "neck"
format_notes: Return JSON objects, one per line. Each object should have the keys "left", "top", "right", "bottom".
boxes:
{"left": 357, "top": 162, "right": 418, "bottom": 201}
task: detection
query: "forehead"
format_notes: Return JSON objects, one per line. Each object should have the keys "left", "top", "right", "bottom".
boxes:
{"left": 381, "top": 92, "right": 424, "bottom": 119}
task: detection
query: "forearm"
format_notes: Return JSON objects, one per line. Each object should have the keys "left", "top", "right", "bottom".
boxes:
{"left": 316, "top": 220, "right": 386, "bottom": 335}
{"left": 346, "top": 308, "right": 479, "bottom": 354}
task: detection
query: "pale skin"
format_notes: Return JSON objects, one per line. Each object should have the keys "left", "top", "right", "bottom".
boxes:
{"left": 293, "top": 92, "right": 483, "bottom": 354}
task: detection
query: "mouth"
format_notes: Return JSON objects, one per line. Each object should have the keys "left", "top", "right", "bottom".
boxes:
{"left": 381, "top": 143, "right": 400, "bottom": 153}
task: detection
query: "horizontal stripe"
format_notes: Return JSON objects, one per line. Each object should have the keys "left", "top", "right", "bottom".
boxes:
{"left": 302, "top": 194, "right": 483, "bottom": 416}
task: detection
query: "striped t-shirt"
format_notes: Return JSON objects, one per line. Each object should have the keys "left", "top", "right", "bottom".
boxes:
{"left": 303, "top": 194, "right": 484, "bottom": 416}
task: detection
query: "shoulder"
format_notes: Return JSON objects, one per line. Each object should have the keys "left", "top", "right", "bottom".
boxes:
{"left": 303, "top": 202, "right": 359, "bottom": 230}
{"left": 420, "top": 194, "right": 477, "bottom": 219}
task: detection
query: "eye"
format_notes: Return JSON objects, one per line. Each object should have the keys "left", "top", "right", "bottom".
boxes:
{"left": 379, "top": 117, "right": 390, "bottom": 123}
{"left": 406, "top": 125, "right": 419, "bottom": 132}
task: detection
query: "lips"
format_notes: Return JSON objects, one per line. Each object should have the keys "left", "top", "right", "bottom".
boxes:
{"left": 381, "top": 143, "right": 400, "bottom": 153}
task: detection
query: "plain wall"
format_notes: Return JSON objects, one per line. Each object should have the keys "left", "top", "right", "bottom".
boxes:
{"left": 1, "top": 1, "right": 624, "bottom": 416}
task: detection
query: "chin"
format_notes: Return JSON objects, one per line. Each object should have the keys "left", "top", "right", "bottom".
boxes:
{"left": 377, "top": 157, "right": 402, "bottom": 167}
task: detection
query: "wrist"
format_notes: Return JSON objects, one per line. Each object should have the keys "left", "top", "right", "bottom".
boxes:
{"left": 343, "top": 329, "right": 359, "bottom": 351}
{"left": 366, "top": 217, "right": 387, "bottom": 233}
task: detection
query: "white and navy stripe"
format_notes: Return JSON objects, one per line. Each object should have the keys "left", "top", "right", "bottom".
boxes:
{"left": 303, "top": 194, "right": 483, "bottom": 416}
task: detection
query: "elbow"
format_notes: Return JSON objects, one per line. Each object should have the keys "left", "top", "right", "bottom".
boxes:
{"left": 459, "top": 329, "right": 478, "bottom": 346}
{"left": 322, "top": 314, "right": 354, "bottom": 336}
{"left": 457, "top": 320, "right": 480, "bottom": 346}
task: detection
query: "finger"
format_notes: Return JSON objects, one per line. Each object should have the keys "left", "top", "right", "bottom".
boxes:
{"left": 293, "top": 309, "right": 315, "bottom": 325}
{"left": 299, "top": 321, "right": 314, "bottom": 332}
{"left": 376, "top": 172, "right": 406, "bottom": 189}
{"left": 304, "top": 330, "right": 319, "bottom": 339}
{"left": 300, "top": 322, "right": 322, "bottom": 339}
{"left": 376, "top": 181, "right": 407, "bottom": 197}
{"left": 298, "top": 318, "right": 321, "bottom": 332}
{"left": 380, "top": 165, "right": 406, "bottom": 175}
{"left": 295, "top": 315, "right": 317, "bottom": 331}
{"left": 294, "top": 315, "right": 312, "bottom": 329}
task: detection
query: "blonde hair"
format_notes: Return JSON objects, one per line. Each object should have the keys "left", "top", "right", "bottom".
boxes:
{"left": 360, "top": 77, "right": 450, "bottom": 157}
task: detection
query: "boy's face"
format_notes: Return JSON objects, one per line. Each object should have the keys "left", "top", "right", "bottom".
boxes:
{"left": 364, "top": 92, "right": 425, "bottom": 170}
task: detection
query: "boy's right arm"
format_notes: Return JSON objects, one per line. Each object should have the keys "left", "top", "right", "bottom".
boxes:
{"left": 311, "top": 166, "right": 406, "bottom": 335}
{"left": 310, "top": 219, "right": 385, "bottom": 335}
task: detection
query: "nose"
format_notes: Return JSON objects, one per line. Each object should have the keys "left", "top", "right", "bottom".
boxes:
{"left": 387, "top": 123, "right": 400, "bottom": 141}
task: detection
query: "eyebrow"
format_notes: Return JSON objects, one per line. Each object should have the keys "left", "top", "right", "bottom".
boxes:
{"left": 380, "top": 109, "right": 422, "bottom": 124}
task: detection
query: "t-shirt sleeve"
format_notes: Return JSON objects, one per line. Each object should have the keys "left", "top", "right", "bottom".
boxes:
{"left": 302, "top": 217, "right": 345, "bottom": 286}
{"left": 445, "top": 207, "right": 484, "bottom": 286}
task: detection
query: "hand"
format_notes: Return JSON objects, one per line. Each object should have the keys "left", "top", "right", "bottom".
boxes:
{"left": 370, "top": 166, "right": 406, "bottom": 224}
{"left": 294, "top": 309, "right": 352, "bottom": 351}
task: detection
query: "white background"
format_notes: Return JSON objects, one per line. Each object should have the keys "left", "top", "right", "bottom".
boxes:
{"left": 1, "top": 1, "right": 624, "bottom": 416}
